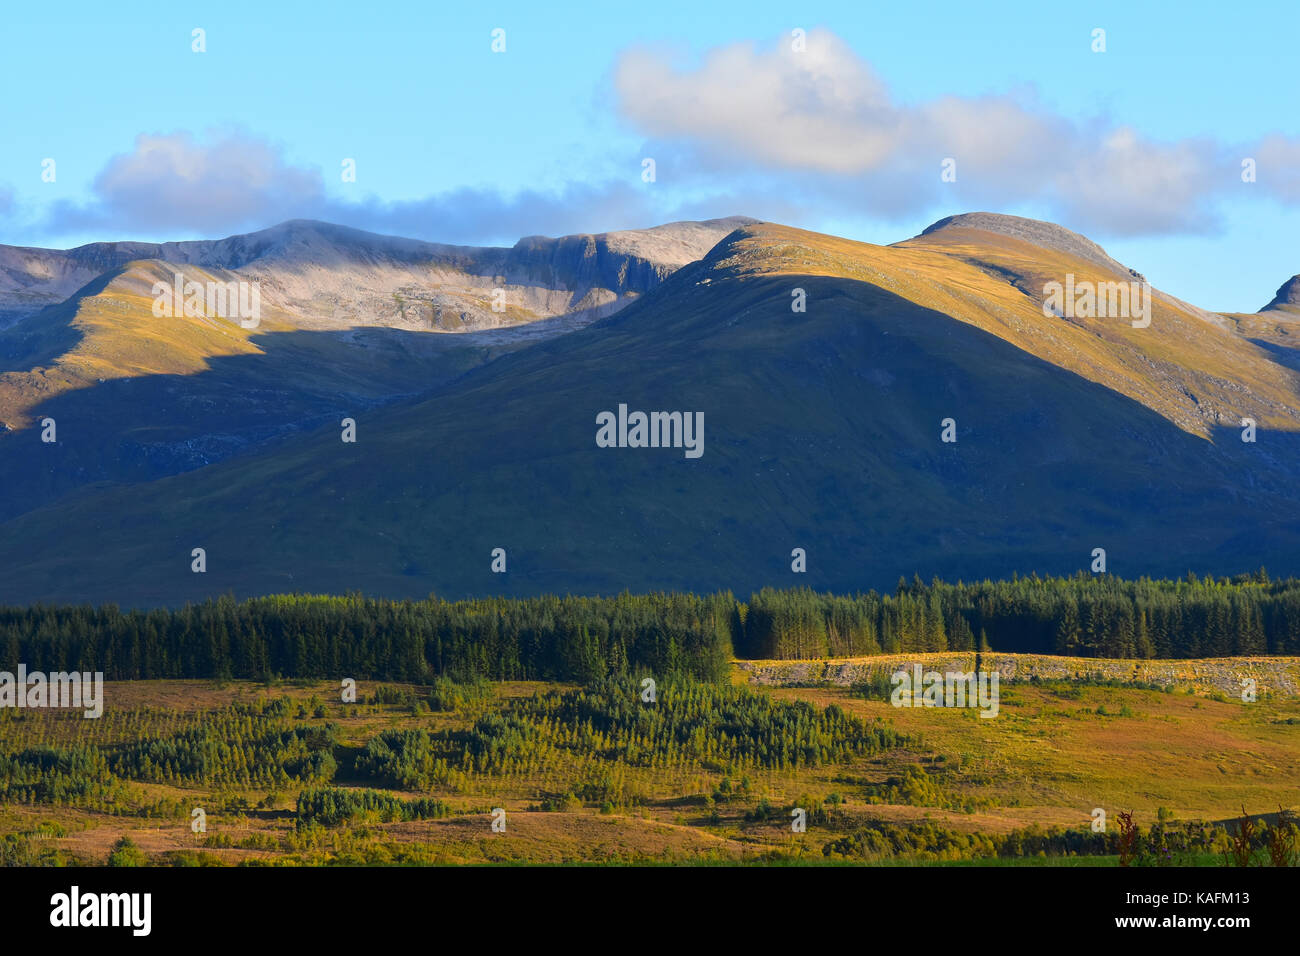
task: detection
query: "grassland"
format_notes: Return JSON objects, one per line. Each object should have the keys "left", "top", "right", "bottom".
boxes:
{"left": 3, "top": 654, "right": 1296, "bottom": 867}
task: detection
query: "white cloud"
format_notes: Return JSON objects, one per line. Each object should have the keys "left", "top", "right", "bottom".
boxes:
{"left": 1254, "top": 135, "right": 1300, "bottom": 203}
{"left": 616, "top": 39, "right": 898, "bottom": 175}
{"left": 34, "top": 131, "right": 327, "bottom": 237}
{"left": 1053, "top": 128, "right": 1227, "bottom": 235}
{"left": 92, "top": 132, "right": 325, "bottom": 232}
{"left": 613, "top": 29, "right": 1299, "bottom": 237}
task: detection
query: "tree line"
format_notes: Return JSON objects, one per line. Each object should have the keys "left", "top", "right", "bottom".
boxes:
{"left": 1, "top": 591, "right": 736, "bottom": 682}
{"left": 741, "top": 569, "right": 1300, "bottom": 659}
{"left": 2, "top": 570, "right": 1298, "bottom": 682}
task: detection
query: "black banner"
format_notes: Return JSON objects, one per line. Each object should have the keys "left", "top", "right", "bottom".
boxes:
{"left": 2, "top": 864, "right": 1287, "bottom": 943}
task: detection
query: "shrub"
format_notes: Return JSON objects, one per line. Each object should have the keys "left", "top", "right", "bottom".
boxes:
{"left": 107, "top": 836, "right": 148, "bottom": 867}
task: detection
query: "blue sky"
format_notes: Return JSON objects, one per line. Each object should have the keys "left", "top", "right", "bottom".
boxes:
{"left": 0, "top": 0, "right": 1296, "bottom": 311}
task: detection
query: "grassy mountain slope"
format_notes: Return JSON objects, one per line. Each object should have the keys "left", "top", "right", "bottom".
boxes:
{"left": 895, "top": 216, "right": 1300, "bottom": 438}
{"left": 0, "top": 259, "right": 511, "bottom": 517}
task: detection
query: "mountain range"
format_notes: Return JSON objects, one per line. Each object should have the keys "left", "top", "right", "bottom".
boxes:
{"left": 1, "top": 212, "right": 1298, "bottom": 606}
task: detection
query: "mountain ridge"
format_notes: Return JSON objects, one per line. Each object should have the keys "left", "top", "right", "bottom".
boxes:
{"left": 3, "top": 213, "right": 1300, "bottom": 606}
{"left": 0, "top": 215, "right": 759, "bottom": 332}
{"left": 5, "top": 212, "right": 1293, "bottom": 328}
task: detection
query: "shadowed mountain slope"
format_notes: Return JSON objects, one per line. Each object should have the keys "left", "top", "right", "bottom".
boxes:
{"left": 0, "top": 218, "right": 755, "bottom": 516}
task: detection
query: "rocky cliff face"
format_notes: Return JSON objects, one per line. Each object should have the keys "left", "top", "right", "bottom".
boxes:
{"left": 0, "top": 217, "right": 756, "bottom": 332}
{"left": 504, "top": 233, "right": 672, "bottom": 297}
{"left": 1262, "top": 275, "right": 1300, "bottom": 314}
{"left": 0, "top": 244, "right": 157, "bottom": 326}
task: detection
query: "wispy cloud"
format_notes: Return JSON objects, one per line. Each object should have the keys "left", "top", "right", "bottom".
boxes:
{"left": 17, "top": 131, "right": 680, "bottom": 246}
{"left": 326, "top": 182, "right": 663, "bottom": 245}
